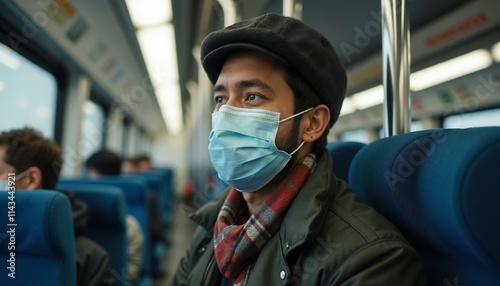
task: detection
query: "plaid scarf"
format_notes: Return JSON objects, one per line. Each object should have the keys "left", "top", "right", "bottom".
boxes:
{"left": 214, "top": 154, "right": 317, "bottom": 285}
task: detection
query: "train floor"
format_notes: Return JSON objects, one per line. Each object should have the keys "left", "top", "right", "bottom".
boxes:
{"left": 154, "top": 200, "right": 197, "bottom": 285}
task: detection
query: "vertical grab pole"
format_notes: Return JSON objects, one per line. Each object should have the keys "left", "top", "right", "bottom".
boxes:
{"left": 218, "top": 0, "right": 239, "bottom": 26}
{"left": 382, "top": 0, "right": 411, "bottom": 137}
{"left": 283, "top": 0, "right": 302, "bottom": 20}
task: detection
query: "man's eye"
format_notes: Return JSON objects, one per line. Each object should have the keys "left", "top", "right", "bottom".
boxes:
{"left": 214, "top": 96, "right": 226, "bottom": 104}
{"left": 247, "top": 94, "right": 261, "bottom": 101}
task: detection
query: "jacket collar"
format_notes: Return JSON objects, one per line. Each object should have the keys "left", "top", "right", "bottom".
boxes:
{"left": 190, "top": 151, "right": 336, "bottom": 253}
{"left": 189, "top": 187, "right": 229, "bottom": 232}
{"left": 279, "top": 151, "right": 336, "bottom": 254}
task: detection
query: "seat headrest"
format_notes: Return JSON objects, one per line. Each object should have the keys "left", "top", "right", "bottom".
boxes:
{"left": 326, "top": 141, "right": 366, "bottom": 183}
{"left": 0, "top": 190, "right": 74, "bottom": 257}
{"left": 349, "top": 127, "right": 500, "bottom": 272}
{"left": 58, "top": 176, "right": 149, "bottom": 204}
{"left": 0, "top": 190, "right": 76, "bottom": 285}
{"left": 57, "top": 184, "right": 127, "bottom": 228}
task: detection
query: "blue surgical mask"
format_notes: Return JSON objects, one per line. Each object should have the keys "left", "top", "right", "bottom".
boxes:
{"left": 208, "top": 105, "right": 312, "bottom": 193}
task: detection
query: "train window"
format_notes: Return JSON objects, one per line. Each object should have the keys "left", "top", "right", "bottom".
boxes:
{"left": 141, "top": 134, "right": 151, "bottom": 153}
{"left": 136, "top": 129, "right": 147, "bottom": 153}
{"left": 340, "top": 129, "right": 370, "bottom": 143}
{"left": 0, "top": 43, "right": 57, "bottom": 137}
{"left": 80, "top": 100, "right": 105, "bottom": 160}
{"left": 377, "top": 121, "right": 424, "bottom": 138}
{"left": 443, "top": 108, "right": 500, "bottom": 128}
{"left": 121, "top": 119, "right": 130, "bottom": 157}
{"left": 410, "top": 121, "right": 423, "bottom": 132}
{"left": 126, "top": 124, "right": 139, "bottom": 155}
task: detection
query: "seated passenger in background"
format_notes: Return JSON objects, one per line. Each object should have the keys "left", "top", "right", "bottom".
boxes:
{"left": 86, "top": 150, "right": 122, "bottom": 178}
{"left": 136, "top": 154, "right": 153, "bottom": 172}
{"left": 86, "top": 150, "right": 164, "bottom": 244}
{"left": 0, "top": 127, "right": 114, "bottom": 286}
{"left": 122, "top": 157, "right": 139, "bottom": 175}
{"left": 85, "top": 150, "right": 144, "bottom": 284}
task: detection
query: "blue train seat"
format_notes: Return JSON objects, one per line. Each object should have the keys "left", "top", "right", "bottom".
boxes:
{"left": 58, "top": 177, "right": 153, "bottom": 286}
{"left": 56, "top": 183, "right": 128, "bottom": 284}
{"left": 349, "top": 127, "right": 500, "bottom": 285}
{"left": 136, "top": 171, "right": 171, "bottom": 227}
{"left": 326, "top": 141, "right": 366, "bottom": 183}
{"left": 134, "top": 172, "right": 170, "bottom": 275}
{"left": 0, "top": 190, "right": 76, "bottom": 286}
{"left": 153, "top": 167, "right": 176, "bottom": 213}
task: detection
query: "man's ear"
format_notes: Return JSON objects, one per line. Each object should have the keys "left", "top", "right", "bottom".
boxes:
{"left": 22, "top": 166, "right": 43, "bottom": 190}
{"left": 301, "top": 104, "right": 330, "bottom": 143}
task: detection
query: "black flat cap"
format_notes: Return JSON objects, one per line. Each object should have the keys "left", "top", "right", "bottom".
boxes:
{"left": 201, "top": 13, "right": 347, "bottom": 126}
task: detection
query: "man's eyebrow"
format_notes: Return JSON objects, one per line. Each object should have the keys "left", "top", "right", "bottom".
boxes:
{"left": 212, "top": 79, "right": 275, "bottom": 94}
{"left": 237, "top": 79, "right": 275, "bottom": 94}
{"left": 213, "top": 84, "right": 226, "bottom": 93}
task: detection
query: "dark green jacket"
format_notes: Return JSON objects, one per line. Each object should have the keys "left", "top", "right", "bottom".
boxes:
{"left": 172, "top": 152, "right": 426, "bottom": 285}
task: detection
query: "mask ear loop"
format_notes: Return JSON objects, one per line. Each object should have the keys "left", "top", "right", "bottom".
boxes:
{"left": 289, "top": 141, "right": 306, "bottom": 156}
{"left": 279, "top": 107, "right": 314, "bottom": 156}
{"left": 16, "top": 169, "right": 30, "bottom": 180}
{"left": 279, "top": 107, "right": 314, "bottom": 123}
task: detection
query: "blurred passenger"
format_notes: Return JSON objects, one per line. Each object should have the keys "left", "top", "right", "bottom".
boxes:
{"left": 0, "top": 127, "right": 114, "bottom": 285}
{"left": 136, "top": 154, "right": 153, "bottom": 172}
{"left": 86, "top": 150, "right": 122, "bottom": 178}
{"left": 182, "top": 180, "right": 194, "bottom": 204}
{"left": 85, "top": 150, "right": 144, "bottom": 284}
{"left": 122, "top": 157, "right": 139, "bottom": 175}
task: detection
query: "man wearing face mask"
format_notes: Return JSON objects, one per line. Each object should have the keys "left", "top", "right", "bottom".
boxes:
{"left": 172, "top": 13, "right": 425, "bottom": 285}
{"left": 0, "top": 127, "right": 114, "bottom": 285}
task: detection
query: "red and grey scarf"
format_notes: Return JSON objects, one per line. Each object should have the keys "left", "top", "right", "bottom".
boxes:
{"left": 213, "top": 154, "right": 317, "bottom": 285}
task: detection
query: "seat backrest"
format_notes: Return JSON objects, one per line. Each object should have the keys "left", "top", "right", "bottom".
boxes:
{"left": 0, "top": 190, "right": 76, "bottom": 286}
{"left": 136, "top": 172, "right": 170, "bottom": 226}
{"left": 349, "top": 127, "right": 500, "bottom": 285}
{"left": 56, "top": 183, "right": 128, "bottom": 283}
{"left": 153, "top": 167, "right": 176, "bottom": 207}
{"left": 326, "top": 141, "right": 366, "bottom": 183}
{"left": 58, "top": 176, "right": 152, "bottom": 275}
